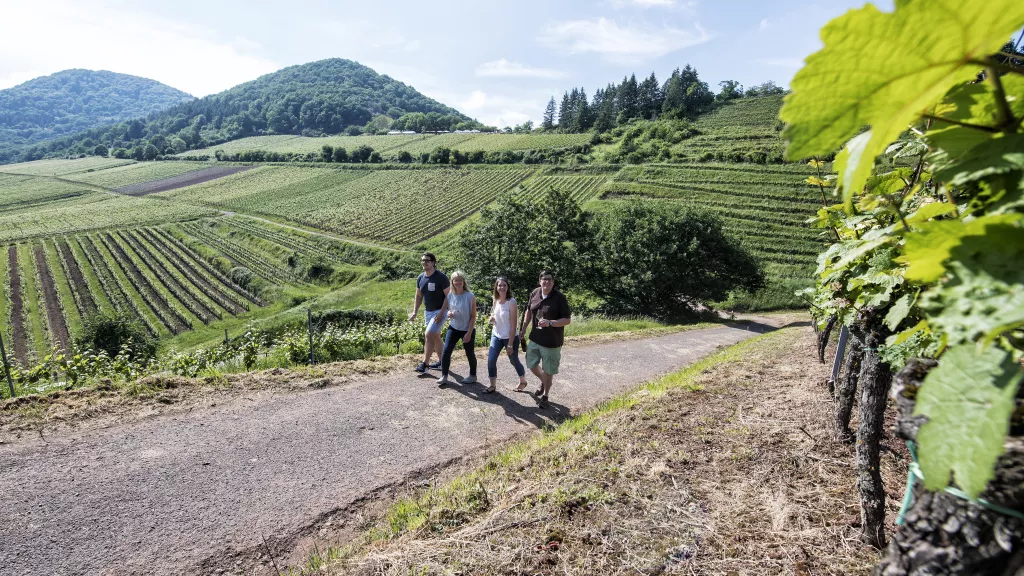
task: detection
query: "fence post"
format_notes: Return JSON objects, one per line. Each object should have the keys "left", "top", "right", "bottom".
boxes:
{"left": 224, "top": 329, "right": 229, "bottom": 347}
{"left": 0, "top": 333, "right": 15, "bottom": 398}
{"left": 307, "top": 308, "right": 315, "bottom": 365}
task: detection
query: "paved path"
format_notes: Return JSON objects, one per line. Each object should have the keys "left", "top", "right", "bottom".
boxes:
{"left": 0, "top": 324, "right": 771, "bottom": 575}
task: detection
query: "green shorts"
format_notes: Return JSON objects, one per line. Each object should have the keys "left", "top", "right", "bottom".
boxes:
{"left": 526, "top": 340, "right": 562, "bottom": 375}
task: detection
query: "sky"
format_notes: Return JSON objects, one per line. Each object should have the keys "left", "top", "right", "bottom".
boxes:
{"left": 0, "top": 0, "right": 895, "bottom": 128}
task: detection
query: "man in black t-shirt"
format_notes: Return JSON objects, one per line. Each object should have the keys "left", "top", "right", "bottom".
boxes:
{"left": 522, "top": 270, "right": 571, "bottom": 408}
{"left": 408, "top": 252, "right": 450, "bottom": 373}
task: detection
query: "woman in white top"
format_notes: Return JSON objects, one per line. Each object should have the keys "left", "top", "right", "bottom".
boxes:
{"left": 437, "top": 271, "right": 477, "bottom": 387}
{"left": 486, "top": 276, "right": 527, "bottom": 393}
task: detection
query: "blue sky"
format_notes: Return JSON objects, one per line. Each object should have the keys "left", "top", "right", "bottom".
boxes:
{"left": 1, "top": 0, "right": 893, "bottom": 127}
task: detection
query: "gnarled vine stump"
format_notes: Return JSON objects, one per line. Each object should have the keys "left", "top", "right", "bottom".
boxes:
{"left": 876, "top": 359, "right": 1024, "bottom": 575}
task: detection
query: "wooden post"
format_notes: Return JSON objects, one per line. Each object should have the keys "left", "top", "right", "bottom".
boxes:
{"left": 0, "top": 332, "right": 15, "bottom": 398}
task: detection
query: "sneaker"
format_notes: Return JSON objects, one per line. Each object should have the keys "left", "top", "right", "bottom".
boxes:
{"left": 428, "top": 361, "right": 441, "bottom": 369}
{"left": 414, "top": 362, "right": 427, "bottom": 373}
{"left": 461, "top": 375, "right": 477, "bottom": 384}
{"left": 436, "top": 376, "right": 449, "bottom": 387}
{"left": 538, "top": 395, "right": 549, "bottom": 408}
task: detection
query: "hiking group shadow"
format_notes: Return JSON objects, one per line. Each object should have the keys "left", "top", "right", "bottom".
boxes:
{"left": 417, "top": 371, "right": 571, "bottom": 429}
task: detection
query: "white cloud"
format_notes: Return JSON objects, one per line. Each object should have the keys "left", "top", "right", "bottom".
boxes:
{"left": 540, "top": 18, "right": 711, "bottom": 63}
{"left": 452, "top": 90, "right": 548, "bottom": 128}
{"left": 759, "top": 18, "right": 770, "bottom": 30}
{"left": 757, "top": 57, "right": 804, "bottom": 69}
{"left": 0, "top": 0, "right": 279, "bottom": 96}
{"left": 475, "top": 59, "right": 565, "bottom": 79}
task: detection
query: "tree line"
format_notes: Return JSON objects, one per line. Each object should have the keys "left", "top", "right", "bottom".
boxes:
{"left": 541, "top": 65, "right": 785, "bottom": 133}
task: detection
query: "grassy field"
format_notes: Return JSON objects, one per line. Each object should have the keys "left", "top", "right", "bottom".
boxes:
{"left": 180, "top": 132, "right": 593, "bottom": 158}
{"left": 0, "top": 157, "right": 135, "bottom": 176}
{"left": 68, "top": 161, "right": 215, "bottom": 189}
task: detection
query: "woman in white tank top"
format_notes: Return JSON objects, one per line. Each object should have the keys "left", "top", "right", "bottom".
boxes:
{"left": 486, "top": 277, "right": 527, "bottom": 393}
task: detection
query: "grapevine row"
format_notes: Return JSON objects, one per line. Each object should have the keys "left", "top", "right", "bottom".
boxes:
{"left": 76, "top": 235, "right": 159, "bottom": 337}
{"left": 99, "top": 233, "right": 192, "bottom": 334}
{"left": 117, "top": 230, "right": 221, "bottom": 324}
{"left": 178, "top": 222, "right": 295, "bottom": 284}
{"left": 148, "top": 227, "right": 263, "bottom": 306}
{"left": 136, "top": 228, "right": 249, "bottom": 315}
{"left": 54, "top": 238, "right": 98, "bottom": 317}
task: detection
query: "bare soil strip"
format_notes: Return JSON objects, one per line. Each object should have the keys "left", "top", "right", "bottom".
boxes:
{"left": 32, "top": 245, "right": 70, "bottom": 351}
{"left": 115, "top": 166, "right": 254, "bottom": 196}
{"left": 6, "top": 246, "right": 29, "bottom": 365}
{"left": 55, "top": 239, "right": 97, "bottom": 316}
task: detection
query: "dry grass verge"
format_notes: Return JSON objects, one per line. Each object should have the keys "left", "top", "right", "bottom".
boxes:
{"left": 296, "top": 326, "right": 906, "bottom": 575}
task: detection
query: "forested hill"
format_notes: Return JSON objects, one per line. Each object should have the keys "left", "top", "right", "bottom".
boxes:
{"left": 5, "top": 59, "right": 479, "bottom": 164}
{"left": 0, "top": 69, "right": 193, "bottom": 162}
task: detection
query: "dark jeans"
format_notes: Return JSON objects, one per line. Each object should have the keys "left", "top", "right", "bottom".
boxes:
{"left": 441, "top": 327, "right": 476, "bottom": 377}
{"left": 487, "top": 335, "right": 525, "bottom": 379}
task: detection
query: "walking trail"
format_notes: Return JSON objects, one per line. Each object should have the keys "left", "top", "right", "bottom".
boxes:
{"left": 0, "top": 322, "right": 777, "bottom": 575}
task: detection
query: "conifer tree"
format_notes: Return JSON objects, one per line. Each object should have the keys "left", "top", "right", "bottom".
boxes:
{"left": 558, "top": 91, "right": 572, "bottom": 130}
{"left": 616, "top": 74, "right": 640, "bottom": 124}
{"left": 542, "top": 97, "right": 556, "bottom": 130}
{"left": 661, "top": 68, "right": 685, "bottom": 118}
{"left": 639, "top": 72, "right": 660, "bottom": 119}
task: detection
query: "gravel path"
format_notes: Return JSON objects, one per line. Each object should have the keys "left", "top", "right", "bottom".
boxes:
{"left": 0, "top": 323, "right": 772, "bottom": 575}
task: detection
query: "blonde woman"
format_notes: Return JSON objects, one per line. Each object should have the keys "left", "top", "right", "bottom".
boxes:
{"left": 486, "top": 277, "right": 527, "bottom": 394}
{"left": 436, "top": 271, "right": 477, "bottom": 387}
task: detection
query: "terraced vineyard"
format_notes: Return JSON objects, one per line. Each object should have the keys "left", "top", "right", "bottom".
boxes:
{"left": 603, "top": 162, "right": 826, "bottom": 307}
{"left": 517, "top": 174, "right": 610, "bottom": 203}
{"left": 671, "top": 96, "right": 786, "bottom": 163}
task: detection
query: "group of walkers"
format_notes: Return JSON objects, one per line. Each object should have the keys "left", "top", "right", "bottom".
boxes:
{"left": 407, "top": 253, "right": 571, "bottom": 408}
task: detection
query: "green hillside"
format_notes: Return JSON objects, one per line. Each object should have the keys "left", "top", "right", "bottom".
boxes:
{"left": 0, "top": 69, "right": 194, "bottom": 163}
{"left": 8, "top": 59, "right": 481, "bottom": 164}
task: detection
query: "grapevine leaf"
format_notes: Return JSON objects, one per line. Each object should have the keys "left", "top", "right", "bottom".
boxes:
{"left": 923, "top": 226, "right": 1024, "bottom": 346}
{"left": 884, "top": 293, "right": 915, "bottom": 331}
{"left": 914, "top": 344, "right": 1023, "bottom": 498}
{"left": 900, "top": 213, "right": 1022, "bottom": 283}
{"left": 780, "top": 0, "right": 1024, "bottom": 200}
{"left": 932, "top": 134, "right": 1024, "bottom": 187}
{"left": 905, "top": 202, "right": 957, "bottom": 225}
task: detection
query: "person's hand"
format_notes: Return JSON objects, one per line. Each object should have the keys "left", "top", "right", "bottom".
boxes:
{"left": 487, "top": 316, "right": 495, "bottom": 325}
{"left": 432, "top": 315, "right": 441, "bottom": 325}
{"left": 447, "top": 309, "right": 455, "bottom": 319}
{"left": 505, "top": 343, "right": 513, "bottom": 355}
{"left": 463, "top": 332, "right": 472, "bottom": 344}
{"left": 407, "top": 312, "right": 416, "bottom": 323}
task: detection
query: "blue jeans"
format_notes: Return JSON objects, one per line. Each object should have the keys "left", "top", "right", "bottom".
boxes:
{"left": 487, "top": 335, "right": 526, "bottom": 379}
{"left": 441, "top": 327, "right": 476, "bottom": 377}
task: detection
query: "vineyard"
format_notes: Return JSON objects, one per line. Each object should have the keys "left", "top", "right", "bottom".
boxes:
{"left": 68, "top": 161, "right": 215, "bottom": 189}
{"left": 603, "top": 162, "right": 825, "bottom": 308}
{"left": 0, "top": 156, "right": 134, "bottom": 176}
{"left": 180, "top": 132, "right": 592, "bottom": 159}
{"left": 162, "top": 166, "right": 536, "bottom": 246}
{"left": 0, "top": 223, "right": 273, "bottom": 364}
{"left": 671, "top": 95, "right": 787, "bottom": 163}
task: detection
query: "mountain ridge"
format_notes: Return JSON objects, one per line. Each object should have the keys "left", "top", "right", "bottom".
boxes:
{"left": 0, "top": 69, "right": 194, "bottom": 161}
{"left": 5, "top": 58, "right": 480, "bottom": 163}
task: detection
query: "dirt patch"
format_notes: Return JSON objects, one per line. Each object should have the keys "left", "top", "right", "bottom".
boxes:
{"left": 115, "top": 165, "right": 253, "bottom": 196}
{"left": 305, "top": 327, "right": 906, "bottom": 576}
{"left": 6, "top": 246, "right": 29, "bottom": 366}
{"left": 32, "top": 244, "right": 70, "bottom": 351}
